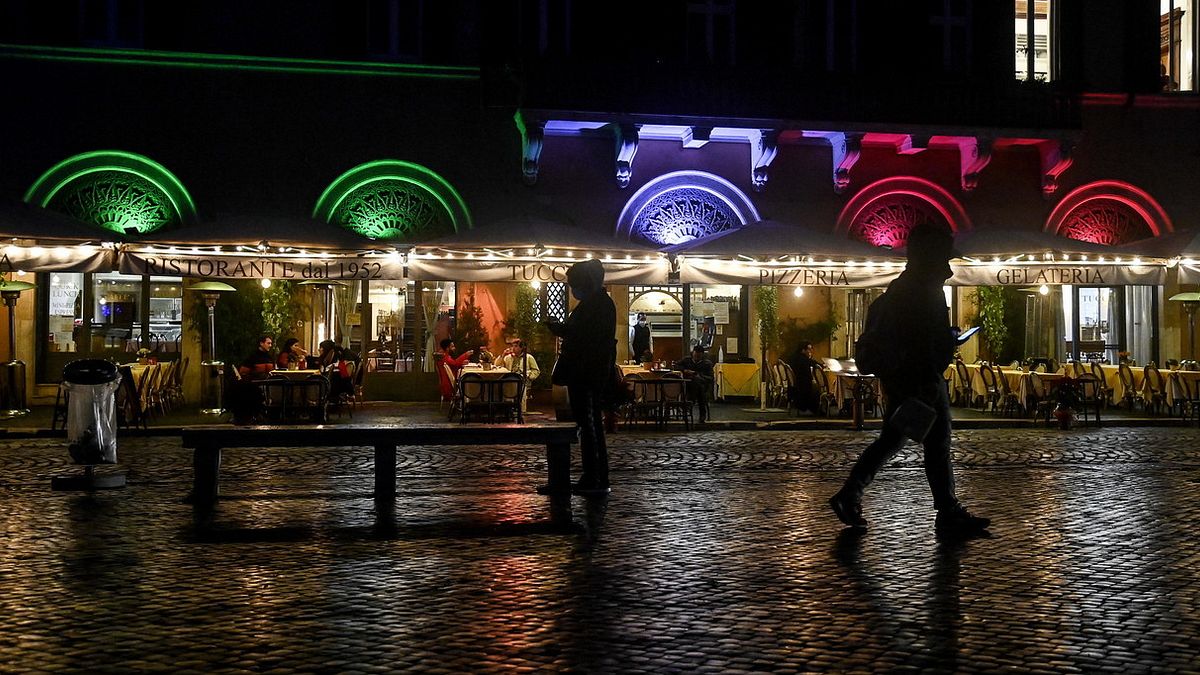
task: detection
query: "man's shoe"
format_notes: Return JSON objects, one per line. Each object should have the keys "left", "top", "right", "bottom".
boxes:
{"left": 935, "top": 504, "right": 990, "bottom": 532}
{"left": 571, "top": 479, "right": 611, "bottom": 496}
{"left": 829, "top": 492, "right": 867, "bottom": 529}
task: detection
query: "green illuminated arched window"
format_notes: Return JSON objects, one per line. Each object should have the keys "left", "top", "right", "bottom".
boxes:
{"left": 313, "top": 160, "right": 470, "bottom": 242}
{"left": 24, "top": 150, "right": 197, "bottom": 235}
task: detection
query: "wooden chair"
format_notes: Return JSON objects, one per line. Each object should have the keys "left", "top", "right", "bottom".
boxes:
{"left": 298, "top": 374, "right": 330, "bottom": 423}
{"left": 51, "top": 383, "right": 70, "bottom": 431}
{"left": 494, "top": 373, "right": 524, "bottom": 423}
{"left": 978, "top": 363, "right": 1001, "bottom": 412}
{"left": 953, "top": 359, "right": 974, "bottom": 407}
{"left": 1181, "top": 375, "right": 1200, "bottom": 426}
{"left": 1075, "top": 372, "right": 1104, "bottom": 427}
{"left": 813, "top": 365, "right": 837, "bottom": 417}
{"left": 1117, "top": 362, "right": 1138, "bottom": 411}
{"left": 1028, "top": 371, "right": 1055, "bottom": 424}
{"left": 442, "top": 362, "right": 461, "bottom": 421}
{"left": 1089, "top": 361, "right": 1113, "bottom": 407}
{"left": 1142, "top": 364, "right": 1166, "bottom": 415}
{"left": 659, "top": 374, "right": 692, "bottom": 430}
{"left": 624, "top": 373, "right": 663, "bottom": 427}
{"left": 259, "top": 375, "right": 290, "bottom": 422}
{"left": 458, "top": 372, "right": 500, "bottom": 423}
{"left": 994, "top": 367, "right": 1023, "bottom": 417}
{"left": 351, "top": 357, "right": 368, "bottom": 404}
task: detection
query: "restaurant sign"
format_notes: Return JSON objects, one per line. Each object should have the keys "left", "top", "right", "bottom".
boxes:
{"left": 120, "top": 252, "right": 407, "bottom": 280}
{"left": 950, "top": 264, "right": 1165, "bottom": 286}
{"left": 682, "top": 258, "right": 903, "bottom": 287}
{"left": 408, "top": 258, "right": 669, "bottom": 284}
{"left": 0, "top": 247, "right": 114, "bottom": 273}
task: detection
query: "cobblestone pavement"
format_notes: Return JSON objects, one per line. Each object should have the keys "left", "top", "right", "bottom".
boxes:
{"left": 2, "top": 428, "right": 1199, "bottom": 673}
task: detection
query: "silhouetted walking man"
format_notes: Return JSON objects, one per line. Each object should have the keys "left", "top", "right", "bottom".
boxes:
{"left": 829, "top": 224, "right": 990, "bottom": 533}
{"left": 546, "top": 259, "right": 617, "bottom": 495}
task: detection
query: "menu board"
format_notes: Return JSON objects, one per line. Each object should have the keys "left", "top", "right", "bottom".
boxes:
{"left": 713, "top": 301, "right": 730, "bottom": 324}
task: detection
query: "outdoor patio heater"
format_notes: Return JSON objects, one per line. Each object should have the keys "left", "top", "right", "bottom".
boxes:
{"left": 298, "top": 280, "right": 345, "bottom": 348}
{"left": 1169, "top": 291, "right": 1200, "bottom": 362}
{"left": 189, "top": 281, "right": 236, "bottom": 414}
{"left": 0, "top": 279, "right": 36, "bottom": 417}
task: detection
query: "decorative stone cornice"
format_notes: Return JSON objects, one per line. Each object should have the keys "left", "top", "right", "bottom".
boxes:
{"left": 749, "top": 130, "right": 779, "bottom": 192}
{"left": 521, "top": 119, "right": 545, "bottom": 186}
{"left": 614, "top": 124, "right": 640, "bottom": 188}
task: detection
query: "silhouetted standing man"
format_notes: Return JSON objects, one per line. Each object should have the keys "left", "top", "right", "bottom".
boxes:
{"left": 546, "top": 259, "right": 617, "bottom": 495}
{"left": 829, "top": 224, "right": 990, "bottom": 533}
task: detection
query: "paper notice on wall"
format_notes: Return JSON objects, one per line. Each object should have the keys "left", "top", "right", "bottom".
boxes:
{"left": 49, "top": 283, "right": 80, "bottom": 316}
{"left": 716, "top": 325, "right": 724, "bottom": 335}
{"left": 699, "top": 301, "right": 714, "bottom": 316}
{"left": 726, "top": 337, "right": 738, "bottom": 353}
{"left": 713, "top": 301, "right": 730, "bottom": 324}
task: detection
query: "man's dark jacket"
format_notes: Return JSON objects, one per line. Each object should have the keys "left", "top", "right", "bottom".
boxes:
{"left": 550, "top": 290, "right": 617, "bottom": 391}
{"left": 872, "top": 269, "right": 957, "bottom": 385}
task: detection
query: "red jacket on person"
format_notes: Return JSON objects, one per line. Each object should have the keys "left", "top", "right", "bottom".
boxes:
{"left": 435, "top": 350, "right": 472, "bottom": 398}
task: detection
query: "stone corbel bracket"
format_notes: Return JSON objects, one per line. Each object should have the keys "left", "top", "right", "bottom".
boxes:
{"left": 800, "top": 131, "right": 862, "bottom": 194}
{"left": 749, "top": 130, "right": 779, "bottom": 192}
{"left": 927, "top": 136, "right": 993, "bottom": 191}
{"left": 615, "top": 124, "right": 640, "bottom": 188}
{"left": 520, "top": 117, "right": 545, "bottom": 186}
{"left": 1038, "top": 139, "right": 1074, "bottom": 197}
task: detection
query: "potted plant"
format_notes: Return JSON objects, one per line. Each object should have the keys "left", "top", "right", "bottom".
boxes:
{"left": 1052, "top": 377, "right": 1081, "bottom": 430}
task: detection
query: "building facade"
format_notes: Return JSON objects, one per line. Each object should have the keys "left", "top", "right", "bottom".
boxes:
{"left": 1, "top": 1, "right": 1197, "bottom": 403}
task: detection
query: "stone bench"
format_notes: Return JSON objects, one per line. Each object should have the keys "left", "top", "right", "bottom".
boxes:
{"left": 180, "top": 423, "right": 578, "bottom": 506}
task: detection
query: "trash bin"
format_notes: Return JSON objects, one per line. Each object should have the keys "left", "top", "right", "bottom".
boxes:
{"left": 61, "top": 359, "right": 121, "bottom": 465}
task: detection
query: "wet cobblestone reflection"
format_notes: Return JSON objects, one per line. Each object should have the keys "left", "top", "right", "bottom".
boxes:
{"left": 0, "top": 429, "right": 1198, "bottom": 672}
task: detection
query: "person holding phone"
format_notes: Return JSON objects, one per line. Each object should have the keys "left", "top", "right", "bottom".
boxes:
{"left": 829, "top": 224, "right": 990, "bottom": 534}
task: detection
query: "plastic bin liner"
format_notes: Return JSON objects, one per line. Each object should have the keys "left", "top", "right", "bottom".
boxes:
{"left": 62, "top": 360, "right": 121, "bottom": 465}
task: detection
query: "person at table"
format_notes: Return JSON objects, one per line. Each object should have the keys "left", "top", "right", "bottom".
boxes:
{"left": 502, "top": 339, "right": 542, "bottom": 413}
{"left": 238, "top": 335, "right": 275, "bottom": 381}
{"left": 828, "top": 224, "right": 990, "bottom": 534}
{"left": 675, "top": 345, "right": 715, "bottom": 423}
{"left": 276, "top": 338, "right": 308, "bottom": 370}
{"left": 788, "top": 341, "right": 822, "bottom": 413}
{"left": 545, "top": 259, "right": 616, "bottom": 496}
{"left": 434, "top": 338, "right": 474, "bottom": 401}
{"left": 630, "top": 312, "right": 653, "bottom": 362}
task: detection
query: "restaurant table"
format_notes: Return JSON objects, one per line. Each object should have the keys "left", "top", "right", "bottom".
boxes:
{"left": 257, "top": 372, "right": 329, "bottom": 422}
{"left": 618, "top": 363, "right": 648, "bottom": 377}
{"left": 458, "top": 365, "right": 511, "bottom": 379}
{"left": 713, "top": 363, "right": 759, "bottom": 400}
{"left": 270, "top": 368, "right": 322, "bottom": 380}
{"left": 823, "top": 370, "right": 881, "bottom": 411}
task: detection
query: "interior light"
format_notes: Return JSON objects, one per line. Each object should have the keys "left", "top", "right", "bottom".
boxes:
{"left": 1038, "top": 284, "right": 1050, "bottom": 296}
{"left": 793, "top": 287, "right": 804, "bottom": 298}
{"left": 261, "top": 278, "right": 272, "bottom": 289}
{"left": 530, "top": 280, "right": 542, "bottom": 290}
{"left": 99, "top": 296, "right": 107, "bottom": 305}
{"left": 15, "top": 270, "right": 25, "bottom": 276}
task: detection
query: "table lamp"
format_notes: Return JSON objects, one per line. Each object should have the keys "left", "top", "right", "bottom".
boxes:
{"left": 189, "top": 281, "right": 236, "bottom": 414}
{"left": 1169, "top": 291, "right": 1200, "bottom": 361}
{"left": 0, "top": 279, "right": 36, "bottom": 417}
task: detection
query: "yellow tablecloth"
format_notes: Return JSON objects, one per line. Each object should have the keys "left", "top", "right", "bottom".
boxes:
{"left": 714, "top": 363, "right": 759, "bottom": 399}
